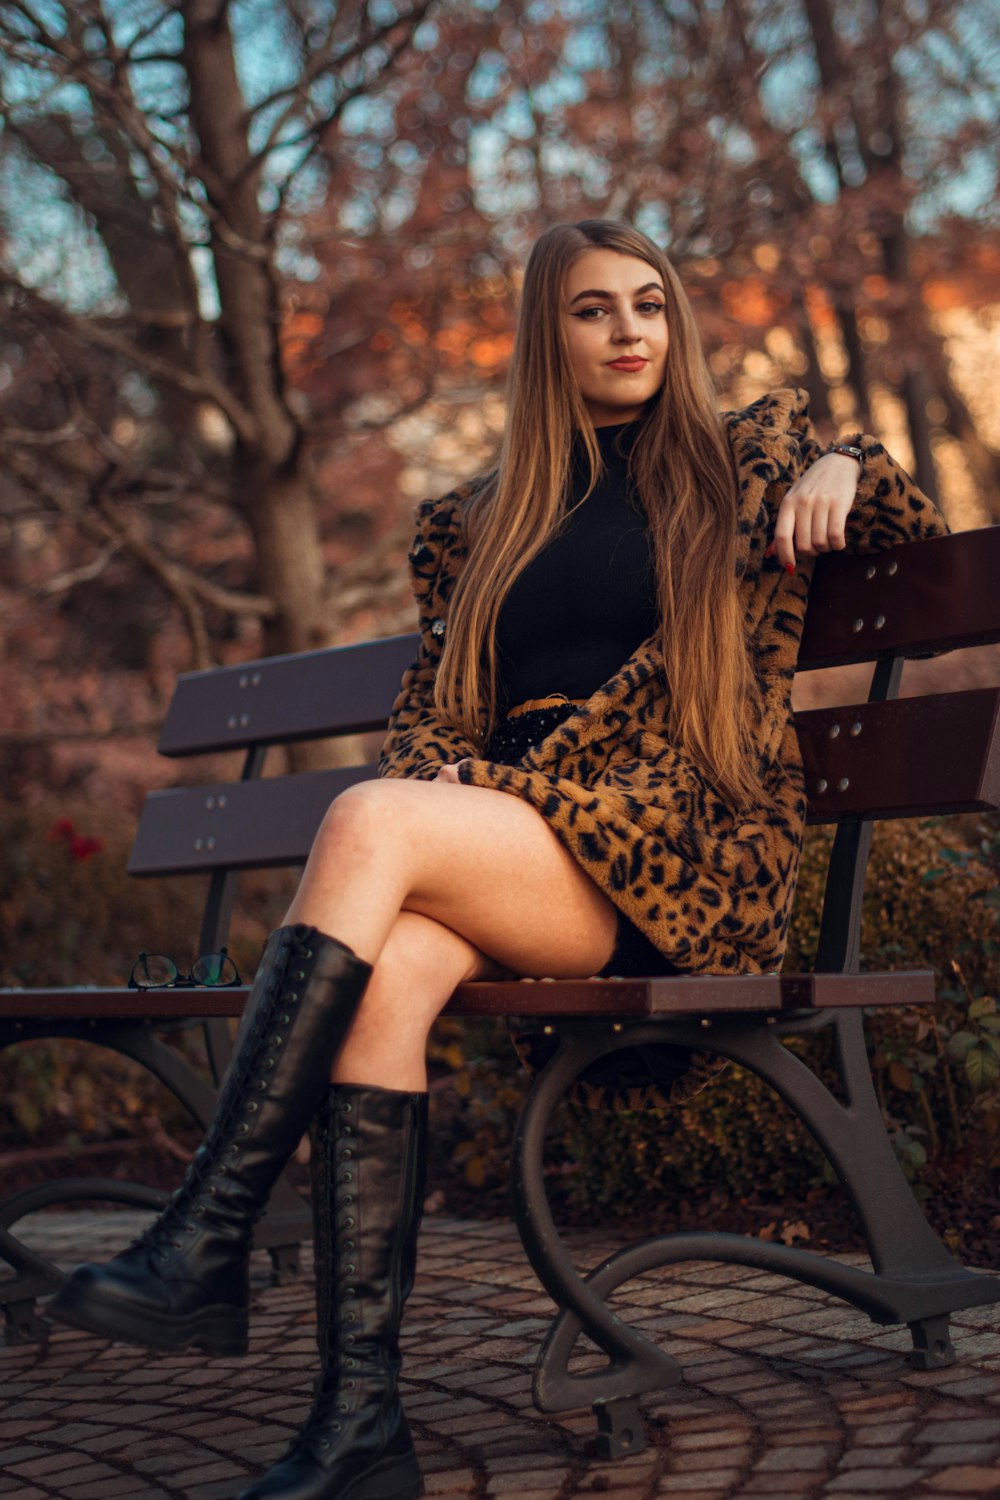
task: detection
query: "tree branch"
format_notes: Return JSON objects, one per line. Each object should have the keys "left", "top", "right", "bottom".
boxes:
{"left": 1, "top": 273, "right": 258, "bottom": 445}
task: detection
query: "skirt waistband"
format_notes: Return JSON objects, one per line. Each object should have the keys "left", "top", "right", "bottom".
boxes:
{"left": 506, "top": 694, "right": 587, "bottom": 719}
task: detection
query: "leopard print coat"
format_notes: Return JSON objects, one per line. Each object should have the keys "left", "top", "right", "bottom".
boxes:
{"left": 377, "top": 387, "right": 951, "bottom": 1109}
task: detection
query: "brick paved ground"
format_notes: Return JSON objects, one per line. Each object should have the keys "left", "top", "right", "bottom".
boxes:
{"left": 2, "top": 1209, "right": 1000, "bottom": 1500}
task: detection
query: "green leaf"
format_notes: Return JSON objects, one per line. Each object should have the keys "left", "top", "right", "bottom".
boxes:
{"left": 965, "top": 1043, "right": 1000, "bottom": 1091}
{"left": 947, "top": 1030, "right": 977, "bottom": 1060}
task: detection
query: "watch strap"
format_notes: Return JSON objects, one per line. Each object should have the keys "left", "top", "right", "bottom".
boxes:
{"left": 829, "top": 442, "right": 865, "bottom": 463}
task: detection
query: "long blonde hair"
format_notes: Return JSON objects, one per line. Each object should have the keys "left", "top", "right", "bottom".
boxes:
{"left": 434, "top": 219, "right": 772, "bottom": 814}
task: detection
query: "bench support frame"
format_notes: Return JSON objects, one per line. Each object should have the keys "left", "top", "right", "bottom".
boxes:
{"left": 510, "top": 1006, "right": 1000, "bottom": 1456}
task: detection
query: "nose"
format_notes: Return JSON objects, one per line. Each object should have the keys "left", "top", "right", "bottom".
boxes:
{"left": 611, "top": 306, "right": 642, "bottom": 343}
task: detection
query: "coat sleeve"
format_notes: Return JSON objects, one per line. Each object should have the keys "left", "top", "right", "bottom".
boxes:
{"left": 377, "top": 495, "right": 481, "bottom": 782}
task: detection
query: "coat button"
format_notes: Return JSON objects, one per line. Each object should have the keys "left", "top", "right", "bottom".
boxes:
{"left": 431, "top": 618, "right": 446, "bottom": 638}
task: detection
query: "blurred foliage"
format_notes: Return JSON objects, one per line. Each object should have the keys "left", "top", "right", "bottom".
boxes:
{"left": 0, "top": 797, "right": 293, "bottom": 1150}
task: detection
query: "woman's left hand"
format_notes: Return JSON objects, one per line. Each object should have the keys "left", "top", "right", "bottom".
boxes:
{"left": 766, "top": 451, "right": 862, "bottom": 573}
{"left": 434, "top": 761, "right": 469, "bottom": 783}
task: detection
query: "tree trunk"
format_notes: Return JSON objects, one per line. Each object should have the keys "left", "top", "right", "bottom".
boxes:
{"left": 244, "top": 465, "right": 334, "bottom": 658}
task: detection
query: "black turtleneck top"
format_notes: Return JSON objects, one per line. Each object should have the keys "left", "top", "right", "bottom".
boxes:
{"left": 494, "top": 422, "right": 660, "bottom": 717}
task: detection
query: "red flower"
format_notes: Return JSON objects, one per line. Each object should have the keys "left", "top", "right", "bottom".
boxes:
{"left": 69, "top": 834, "right": 104, "bottom": 862}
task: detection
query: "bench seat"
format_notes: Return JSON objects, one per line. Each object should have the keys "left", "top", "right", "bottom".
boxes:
{"left": 0, "top": 969, "right": 933, "bottom": 1023}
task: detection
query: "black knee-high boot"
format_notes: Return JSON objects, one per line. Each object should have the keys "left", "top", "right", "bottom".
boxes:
{"left": 239, "top": 1083, "right": 428, "bottom": 1500}
{"left": 45, "top": 925, "right": 373, "bottom": 1356}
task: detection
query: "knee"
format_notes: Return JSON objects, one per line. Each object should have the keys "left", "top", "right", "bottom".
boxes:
{"left": 316, "top": 779, "right": 403, "bottom": 855}
{"left": 367, "top": 915, "right": 474, "bottom": 1012}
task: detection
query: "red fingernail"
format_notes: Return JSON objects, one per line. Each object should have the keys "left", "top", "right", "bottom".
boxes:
{"left": 764, "top": 542, "right": 775, "bottom": 559}
{"left": 785, "top": 562, "right": 795, "bottom": 575}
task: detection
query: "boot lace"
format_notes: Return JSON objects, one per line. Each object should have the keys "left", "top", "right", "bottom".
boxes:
{"left": 127, "top": 929, "right": 315, "bottom": 1257}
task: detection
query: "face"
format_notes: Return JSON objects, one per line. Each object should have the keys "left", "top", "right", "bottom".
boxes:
{"left": 561, "top": 248, "right": 669, "bottom": 426}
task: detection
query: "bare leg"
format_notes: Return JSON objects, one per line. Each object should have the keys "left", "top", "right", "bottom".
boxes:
{"left": 328, "top": 911, "right": 503, "bottom": 1089}
{"left": 281, "top": 778, "right": 620, "bottom": 1087}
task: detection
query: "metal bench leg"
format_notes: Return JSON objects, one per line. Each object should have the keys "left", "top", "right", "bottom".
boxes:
{"left": 909, "top": 1314, "right": 957, "bottom": 1370}
{"left": 510, "top": 1024, "right": 686, "bottom": 1455}
{"left": 594, "top": 1397, "right": 645, "bottom": 1459}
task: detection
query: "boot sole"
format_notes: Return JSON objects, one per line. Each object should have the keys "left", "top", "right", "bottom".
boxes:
{"left": 340, "top": 1453, "right": 424, "bottom": 1500}
{"left": 45, "top": 1285, "right": 248, "bottom": 1356}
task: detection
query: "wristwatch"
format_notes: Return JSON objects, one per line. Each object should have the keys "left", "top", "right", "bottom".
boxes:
{"left": 829, "top": 442, "right": 864, "bottom": 464}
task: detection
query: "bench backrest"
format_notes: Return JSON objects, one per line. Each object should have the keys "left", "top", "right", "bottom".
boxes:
{"left": 130, "top": 527, "right": 1000, "bottom": 971}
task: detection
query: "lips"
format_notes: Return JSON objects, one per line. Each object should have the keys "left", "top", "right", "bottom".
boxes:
{"left": 606, "top": 357, "right": 648, "bottom": 371}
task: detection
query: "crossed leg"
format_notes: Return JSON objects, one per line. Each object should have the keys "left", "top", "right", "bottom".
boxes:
{"left": 281, "top": 776, "right": 620, "bottom": 1089}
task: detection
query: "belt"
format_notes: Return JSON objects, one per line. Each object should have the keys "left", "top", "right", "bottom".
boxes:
{"left": 506, "top": 694, "right": 587, "bottom": 719}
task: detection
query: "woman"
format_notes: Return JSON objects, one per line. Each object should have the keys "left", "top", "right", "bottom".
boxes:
{"left": 47, "top": 220, "right": 949, "bottom": 1499}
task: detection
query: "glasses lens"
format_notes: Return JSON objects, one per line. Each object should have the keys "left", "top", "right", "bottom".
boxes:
{"left": 192, "top": 952, "right": 239, "bottom": 986}
{"left": 131, "top": 953, "right": 178, "bottom": 988}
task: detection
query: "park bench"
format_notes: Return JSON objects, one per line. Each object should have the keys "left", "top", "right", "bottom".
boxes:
{"left": 2, "top": 522, "right": 1000, "bottom": 1459}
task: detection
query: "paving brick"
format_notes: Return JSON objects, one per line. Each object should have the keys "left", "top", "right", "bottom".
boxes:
{"left": 0, "top": 1446, "right": 49, "bottom": 1467}
{"left": 916, "top": 1442, "right": 1000, "bottom": 1467}
{"left": 652, "top": 1473, "right": 739, "bottom": 1492}
{"left": 754, "top": 1446, "right": 837, "bottom": 1472}
{"left": 917, "top": 1417, "right": 1000, "bottom": 1444}
{"left": 839, "top": 1447, "right": 909, "bottom": 1468}
{"left": 921, "top": 1470, "right": 1000, "bottom": 1493}
{"left": 825, "top": 1471, "right": 935, "bottom": 1491}
{"left": 61, "top": 1477, "right": 148, "bottom": 1499}
{"left": 7, "top": 1453, "right": 88, "bottom": 1479}
{"left": 738, "top": 1480, "right": 827, "bottom": 1495}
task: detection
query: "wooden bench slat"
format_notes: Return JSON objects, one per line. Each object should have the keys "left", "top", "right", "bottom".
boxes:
{"left": 0, "top": 971, "right": 935, "bottom": 1024}
{"left": 779, "top": 970, "right": 935, "bottom": 1008}
{"left": 158, "top": 633, "right": 419, "bottom": 758}
{"left": 798, "top": 687, "right": 1000, "bottom": 822}
{"left": 128, "top": 765, "right": 376, "bottom": 876}
{"left": 0, "top": 987, "right": 250, "bottom": 1021}
{"left": 798, "top": 527, "right": 1000, "bottom": 670}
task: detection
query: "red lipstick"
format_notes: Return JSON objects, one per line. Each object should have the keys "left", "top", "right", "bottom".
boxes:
{"left": 606, "top": 357, "right": 648, "bottom": 371}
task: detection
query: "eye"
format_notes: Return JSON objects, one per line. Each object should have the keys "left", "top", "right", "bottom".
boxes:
{"left": 637, "top": 300, "right": 666, "bottom": 316}
{"left": 572, "top": 305, "right": 607, "bottom": 320}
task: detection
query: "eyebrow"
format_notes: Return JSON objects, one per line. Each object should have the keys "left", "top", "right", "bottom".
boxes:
{"left": 568, "top": 282, "right": 664, "bottom": 305}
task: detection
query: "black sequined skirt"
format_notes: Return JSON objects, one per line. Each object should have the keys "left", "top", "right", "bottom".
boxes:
{"left": 485, "top": 702, "right": 692, "bottom": 1097}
